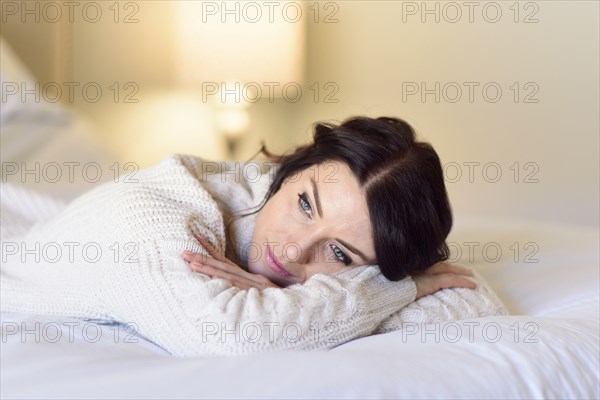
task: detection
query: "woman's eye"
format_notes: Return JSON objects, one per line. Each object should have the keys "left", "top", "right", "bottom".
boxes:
{"left": 330, "top": 244, "right": 352, "bottom": 266}
{"left": 297, "top": 192, "right": 351, "bottom": 266}
{"left": 297, "top": 192, "right": 313, "bottom": 218}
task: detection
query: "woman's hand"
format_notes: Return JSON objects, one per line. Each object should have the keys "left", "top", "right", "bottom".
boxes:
{"left": 182, "top": 233, "right": 281, "bottom": 290}
{"left": 412, "top": 261, "right": 477, "bottom": 299}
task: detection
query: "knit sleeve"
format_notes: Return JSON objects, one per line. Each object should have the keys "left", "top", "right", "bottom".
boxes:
{"left": 373, "top": 268, "right": 508, "bottom": 335}
{"left": 113, "top": 241, "right": 417, "bottom": 356}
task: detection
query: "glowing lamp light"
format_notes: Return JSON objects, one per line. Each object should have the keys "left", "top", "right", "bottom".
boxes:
{"left": 173, "top": 1, "right": 306, "bottom": 158}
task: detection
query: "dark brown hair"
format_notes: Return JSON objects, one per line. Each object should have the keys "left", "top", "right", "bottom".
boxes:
{"left": 234, "top": 116, "right": 452, "bottom": 281}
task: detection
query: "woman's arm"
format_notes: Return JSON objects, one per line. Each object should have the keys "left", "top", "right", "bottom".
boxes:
{"left": 374, "top": 266, "right": 508, "bottom": 335}
{"left": 179, "top": 264, "right": 417, "bottom": 356}
{"left": 185, "top": 233, "right": 476, "bottom": 295}
{"left": 161, "top": 236, "right": 475, "bottom": 357}
{"left": 130, "top": 236, "right": 418, "bottom": 357}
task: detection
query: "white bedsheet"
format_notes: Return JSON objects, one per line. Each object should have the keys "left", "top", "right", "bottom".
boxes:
{"left": 1, "top": 185, "right": 598, "bottom": 399}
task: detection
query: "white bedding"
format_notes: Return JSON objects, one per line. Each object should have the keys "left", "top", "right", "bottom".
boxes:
{"left": 1, "top": 171, "right": 598, "bottom": 399}
{"left": 1, "top": 52, "right": 598, "bottom": 397}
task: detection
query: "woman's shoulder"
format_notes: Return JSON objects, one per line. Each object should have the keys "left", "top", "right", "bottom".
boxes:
{"left": 170, "top": 154, "right": 276, "bottom": 212}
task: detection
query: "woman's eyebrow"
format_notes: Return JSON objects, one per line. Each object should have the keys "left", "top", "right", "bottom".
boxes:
{"left": 336, "top": 238, "right": 368, "bottom": 263}
{"left": 310, "top": 176, "right": 369, "bottom": 263}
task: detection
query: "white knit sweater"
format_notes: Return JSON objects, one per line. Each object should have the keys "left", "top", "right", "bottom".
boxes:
{"left": 0, "top": 154, "right": 507, "bottom": 356}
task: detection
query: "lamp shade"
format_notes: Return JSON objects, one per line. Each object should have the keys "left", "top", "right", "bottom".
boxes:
{"left": 174, "top": 2, "right": 306, "bottom": 89}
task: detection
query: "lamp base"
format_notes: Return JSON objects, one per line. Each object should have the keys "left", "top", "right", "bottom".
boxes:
{"left": 226, "top": 136, "right": 238, "bottom": 160}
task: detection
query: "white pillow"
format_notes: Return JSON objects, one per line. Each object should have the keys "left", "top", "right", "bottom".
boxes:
{"left": 0, "top": 36, "right": 66, "bottom": 124}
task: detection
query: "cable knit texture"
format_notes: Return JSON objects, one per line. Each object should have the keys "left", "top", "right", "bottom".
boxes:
{"left": 0, "top": 154, "right": 507, "bottom": 356}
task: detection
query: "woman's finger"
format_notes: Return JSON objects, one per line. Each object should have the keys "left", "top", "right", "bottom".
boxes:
{"left": 200, "top": 256, "right": 279, "bottom": 288}
{"left": 414, "top": 270, "right": 477, "bottom": 298}
{"left": 193, "top": 233, "right": 241, "bottom": 268}
{"left": 427, "top": 261, "right": 473, "bottom": 276}
{"left": 188, "top": 261, "right": 277, "bottom": 290}
{"left": 433, "top": 273, "right": 477, "bottom": 290}
{"left": 192, "top": 255, "right": 250, "bottom": 281}
{"left": 191, "top": 232, "right": 218, "bottom": 258}
{"left": 182, "top": 249, "right": 209, "bottom": 264}
{"left": 189, "top": 262, "right": 242, "bottom": 286}
{"left": 184, "top": 251, "right": 280, "bottom": 289}
{"left": 184, "top": 248, "right": 244, "bottom": 276}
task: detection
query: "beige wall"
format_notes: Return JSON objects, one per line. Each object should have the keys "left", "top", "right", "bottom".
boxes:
{"left": 1, "top": 1, "right": 598, "bottom": 227}
{"left": 292, "top": 1, "right": 600, "bottom": 227}
{"left": 69, "top": 2, "right": 174, "bottom": 86}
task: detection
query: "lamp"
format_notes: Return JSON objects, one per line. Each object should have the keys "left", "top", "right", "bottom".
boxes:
{"left": 174, "top": 2, "right": 306, "bottom": 159}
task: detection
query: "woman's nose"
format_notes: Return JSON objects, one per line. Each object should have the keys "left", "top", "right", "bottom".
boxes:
{"left": 283, "top": 231, "right": 324, "bottom": 265}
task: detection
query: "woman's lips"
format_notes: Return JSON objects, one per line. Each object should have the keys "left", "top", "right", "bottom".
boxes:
{"left": 265, "top": 244, "right": 292, "bottom": 277}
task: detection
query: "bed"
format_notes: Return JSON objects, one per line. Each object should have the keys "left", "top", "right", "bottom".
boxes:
{"left": 1, "top": 37, "right": 599, "bottom": 399}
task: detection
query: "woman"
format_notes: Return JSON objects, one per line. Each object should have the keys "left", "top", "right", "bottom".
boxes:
{"left": 183, "top": 115, "right": 475, "bottom": 296}
{"left": 1, "top": 115, "right": 477, "bottom": 357}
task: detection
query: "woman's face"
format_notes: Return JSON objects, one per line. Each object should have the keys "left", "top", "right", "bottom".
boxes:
{"left": 248, "top": 160, "right": 376, "bottom": 287}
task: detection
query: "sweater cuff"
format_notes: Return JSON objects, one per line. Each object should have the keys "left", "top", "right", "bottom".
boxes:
{"left": 333, "top": 265, "right": 417, "bottom": 316}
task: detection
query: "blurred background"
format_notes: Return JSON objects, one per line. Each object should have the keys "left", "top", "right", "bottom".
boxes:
{"left": 1, "top": 0, "right": 598, "bottom": 227}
